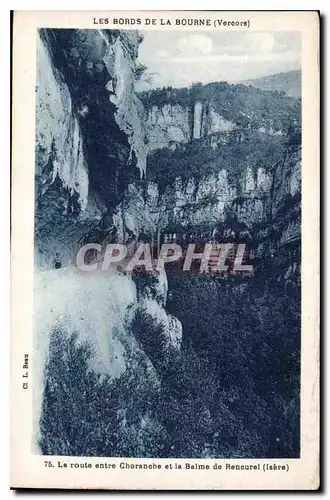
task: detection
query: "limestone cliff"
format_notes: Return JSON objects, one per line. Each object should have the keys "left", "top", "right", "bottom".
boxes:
{"left": 144, "top": 101, "right": 236, "bottom": 151}
{"left": 34, "top": 29, "right": 182, "bottom": 454}
{"left": 35, "top": 29, "right": 147, "bottom": 267}
{"left": 120, "top": 83, "right": 302, "bottom": 278}
{"left": 139, "top": 82, "right": 300, "bottom": 150}
{"left": 116, "top": 137, "right": 300, "bottom": 280}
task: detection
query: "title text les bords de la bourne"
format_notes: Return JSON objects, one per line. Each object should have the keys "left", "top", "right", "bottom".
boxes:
{"left": 93, "top": 17, "right": 251, "bottom": 28}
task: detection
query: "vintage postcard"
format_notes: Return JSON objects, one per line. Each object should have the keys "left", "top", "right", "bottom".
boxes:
{"left": 11, "top": 10, "right": 319, "bottom": 490}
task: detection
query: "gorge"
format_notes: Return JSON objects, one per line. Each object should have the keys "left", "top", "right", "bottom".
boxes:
{"left": 34, "top": 28, "right": 301, "bottom": 459}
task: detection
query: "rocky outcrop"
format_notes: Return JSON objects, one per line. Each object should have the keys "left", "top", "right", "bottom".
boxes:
{"left": 35, "top": 32, "right": 89, "bottom": 210}
{"left": 140, "top": 81, "right": 300, "bottom": 151}
{"left": 116, "top": 169, "right": 269, "bottom": 241}
{"left": 146, "top": 104, "right": 191, "bottom": 151}
{"left": 115, "top": 84, "right": 301, "bottom": 278}
{"left": 35, "top": 265, "right": 181, "bottom": 454}
{"left": 115, "top": 141, "right": 300, "bottom": 262}
{"left": 101, "top": 31, "right": 147, "bottom": 176}
{"left": 34, "top": 29, "right": 184, "bottom": 454}
{"left": 35, "top": 29, "right": 148, "bottom": 267}
{"left": 145, "top": 102, "right": 236, "bottom": 151}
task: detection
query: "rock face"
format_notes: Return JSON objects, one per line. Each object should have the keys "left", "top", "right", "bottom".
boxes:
{"left": 116, "top": 139, "right": 300, "bottom": 280}
{"left": 139, "top": 82, "right": 300, "bottom": 149}
{"left": 35, "top": 33, "right": 89, "bottom": 210}
{"left": 102, "top": 31, "right": 147, "bottom": 177}
{"left": 35, "top": 29, "right": 147, "bottom": 267}
{"left": 146, "top": 104, "right": 191, "bottom": 151}
{"left": 144, "top": 102, "right": 236, "bottom": 152}
{"left": 35, "top": 29, "right": 182, "bottom": 454}
{"left": 119, "top": 84, "right": 302, "bottom": 278}
{"left": 118, "top": 164, "right": 273, "bottom": 234}
{"left": 35, "top": 266, "right": 181, "bottom": 455}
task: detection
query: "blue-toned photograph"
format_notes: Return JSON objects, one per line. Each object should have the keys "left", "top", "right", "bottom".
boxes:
{"left": 33, "top": 28, "right": 301, "bottom": 459}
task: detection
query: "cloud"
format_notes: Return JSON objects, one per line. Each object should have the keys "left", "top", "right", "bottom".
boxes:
{"left": 246, "top": 33, "right": 276, "bottom": 53}
{"left": 136, "top": 31, "right": 301, "bottom": 90}
{"left": 175, "top": 34, "right": 213, "bottom": 56}
{"left": 156, "top": 49, "right": 170, "bottom": 59}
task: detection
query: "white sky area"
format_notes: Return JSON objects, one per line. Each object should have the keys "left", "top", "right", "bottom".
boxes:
{"left": 136, "top": 31, "right": 301, "bottom": 90}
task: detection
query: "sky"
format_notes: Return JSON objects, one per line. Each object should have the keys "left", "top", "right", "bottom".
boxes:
{"left": 135, "top": 31, "right": 301, "bottom": 91}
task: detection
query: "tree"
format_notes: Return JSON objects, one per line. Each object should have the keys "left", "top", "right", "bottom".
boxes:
{"left": 134, "top": 62, "right": 148, "bottom": 81}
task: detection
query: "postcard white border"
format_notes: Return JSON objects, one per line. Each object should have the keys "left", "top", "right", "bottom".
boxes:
{"left": 10, "top": 10, "right": 319, "bottom": 490}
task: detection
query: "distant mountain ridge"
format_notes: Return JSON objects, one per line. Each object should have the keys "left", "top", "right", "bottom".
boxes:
{"left": 242, "top": 70, "right": 301, "bottom": 99}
